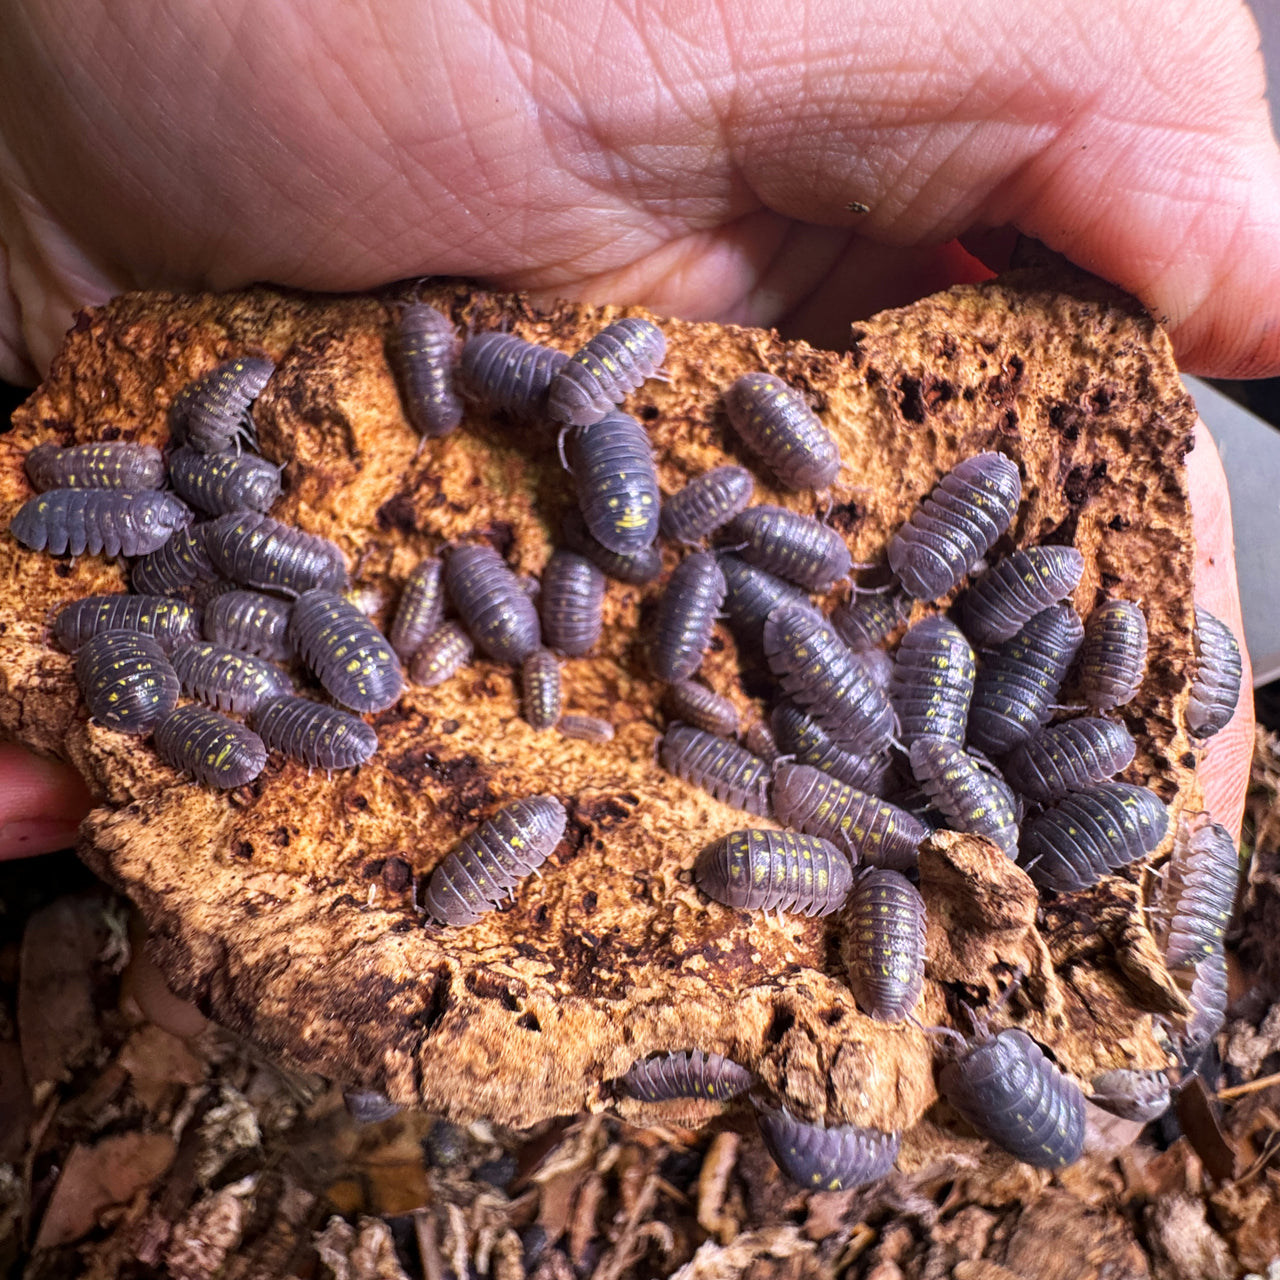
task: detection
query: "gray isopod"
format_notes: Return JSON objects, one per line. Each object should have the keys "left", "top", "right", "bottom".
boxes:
{"left": 659, "top": 466, "right": 754, "bottom": 544}
{"left": 153, "top": 704, "right": 268, "bottom": 789}
{"left": 907, "top": 735, "right": 1019, "bottom": 856}
{"left": 166, "top": 445, "right": 283, "bottom": 516}
{"left": 754, "top": 1105, "right": 900, "bottom": 1190}
{"left": 839, "top": 868, "right": 927, "bottom": 1021}
{"left": 695, "top": 828, "right": 853, "bottom": 915}
{"left": 171, "top": 641, "right": 294, "bottom": 715}
{"left": 204, "top": 512, "right": 348, "bottom": 597}
{"left": 423, "top": 796, "right": 568, "bottom": 926}
{"left": 566, "top": 411, "right": 661, "bottom": 555}
{"left": 659, "top": 722, "right": 771, "bottom": 815}
{"left": 718, "top": 553, "right": 816, "bottom": 651}
{"left": 547, "top": 318, "right": 666, "bottom": 426}
{"left": 540, "top": 549, "right": 606, "bottom": 657}
{"left": 769, "top": 702, "right": 891, "bottom": 796}
{"left": 203, "top": 589, "right": 294, "bottom": 660}
{"left": 169, "top": 356, "right": 275, "bottom": 454}
{"left": 74, "top": 630, "right": 180, "bottom": 734}
{"left": 520, "top": 649, "right": 562, "bottom": 731}
{"left": 619, "top": 1050, "right": 753, "bottom": 1103}
{"left": 130, "top": 525, "right": 219, "bottom": 596}
{"left": 1088, "top": 1069, "right": 1171, "bottom": 1124}
{"left": 957, "top": 546, "right": 1085, "bottom": 646}
{"left": 1001, "top": 718, "right": 1136, "bottom": 804}
{"left": 1187, "top": 606, "right": 1242, "bottom": 740}
{"left": 649, "top": 552, "right": 727, "bottom": 682}
{"left": 665, "top": 680, "right": 739, "bottom": 738}
{"left": 886, "top": 452, "right": 1022, "bottom": 600}
{"left": 556, "top": 714, "right": 615, "bottom": 743}
{"left": 250, "top": 695, "right": 378, "bottom": 770}
{"left": 1161, "top": 820, "right": 1239, "bottom": 970}
{"left": 460, "top": 331, "right": 570, "bottom": 419}
{"left": 408, "top": 621, "right": 476, "bottom": 687}
{"left": 444, "top": 543, "right": 542, "bottom": 665}
{"left": 388, "top": 556, "right": 445, "bottom": 660}
{"left": 11, "top": 488, "right": 193, "bottom": 558}
{"left": 889, "top": 615, "right": 976, "bottom": 746}
{"left": 724, "top": 505, "right": 852, "bottom": 592}
{"left": 830, "top": 590, "right": 912, "bottom": 652}
{"left": 1078, "top": 599, "right": 1148, "bottom": 710}
{"left": 390, "top": 303, "right": 464, "bottom": 439}
{"left": 53, "top": 594, "right": 201, "bottom": 654}
{"left": 25, "top": 440, "right": 165, "bottom": 492}
{"left": 288, "top": 589, "right": 404, "bottom": 713}
{"left": 1182, "top": 946, "right": 1228, "bottom": 1051}
{"left": 723, "top": 372, "right": 841, "bottom": 491}
{"left": 560, "top": 508, "right": 663, "bottom": 585}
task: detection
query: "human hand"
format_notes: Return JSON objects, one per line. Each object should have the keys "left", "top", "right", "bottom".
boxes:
{"left": 0, "top": 0, "right": 1269, "bottom": 857}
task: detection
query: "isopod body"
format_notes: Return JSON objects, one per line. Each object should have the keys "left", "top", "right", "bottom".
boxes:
{"left": 665, "top": 680, "right": 739, "bottom": 738}
{"left": 1001, "top": 718, "right": 1136, "bottom": 804}
{"left": 171, "top": 641, "right": 294, "bottom": 714}
{"left": 1183, "top": 947, "right": 1228, "bottom": 1050}
{"left": 1161, "top": 821, "right": 1238, "bottom": 970}
{"left": 1089, "top": 1069, "right": 1171, "bottom": 1123}
{"left": 1187, "top": 606, "right": 1242, "bottom": 740}
{"left": 556, "top": 714, "right": 615, "bottom": 742}
{"left": 649, "top": 552, "right": 727, "bottom": 682}
{"left": 560, "top": 509, "right": 662, "bottom": 585}
{"left": 659, "top": 466, "right": 754, "bottom": 544}
{"left": 908, "top": 736, "right": 1019, "bottom": 855}
{"left": 840, "top": 868, "right": 927, "bottom": 1021}
{"left": 153, "top": 704, "right": 268, "bottom": 788}
{"left": 288, "top": 590, "right": 404, "bottom": 713}
{"left": 659, "top": 723, "right": 771, "bottom": 815}
{"left": 444, "top": 544, "right": 541, "bottom": 665}
{"left": 204, "top": 512, "right": 348, "bottom": 597}
{"left": 250, "top": 695, "right": 378, "bottom": 769}
{"left": 520, "top": 649, "right": 562, "bottom": 730}
{"left": 889, "top": 616, "right": 975, "bottom": 746}
{"left": 170, "top": 356, "right": 274, "bottom": 453}
{"left": 886, "top": 451, "right": 1021, "bottom": 600}
{"left": 1078, "top": 599, "right": 1148, "bottom": 710}
{"left": 754, "top": 1106, "right": 899, "bottom": 1190}
{"left": 725, "top": 505, "right": 851, "bottom": 591}
{"left": 620, "top": 1050, "right": 753, "bottom": 1103}
{"left": 723, "top": 372, "right": 841, "bottom": 491}
{"left": 539, "top": 550, "right": 606, "bottom": 657}
{"left": 54, "top": 594, "right": 201, "bottom": 654}
{"left": 938, "top": 1028, "right": 1086, "bottom": 1168}
{"left": 203, "top": 589, "right": 294, "bottom": 660}
{"left": 408, "top": 621, "right": 475, "bottom": 686}
{"left": 166, "top": 445, "right": 283, "bottom": 516}
{"left": 566, "top": 412, "right": 661, "bottom": 554}
{"left": 770, "top": 702, "right": 891, "bottom": 795}
{"left": 830, "top": 590, "right": 912, "bottom": 652}
{"left": 130, "top": 525, "right": 218, "bottom": 596}
{"left": 1018, "top": 783, "right": 1169, "bottom": 892}
{"left": 958, "top": 546, "right": 1085, "bottom": 646}
{"left": 695, "top": 828, "right": 853, "bottom": 916}
{"left": 74, "top": 630, "right": 180, "bottom": 734}
{"left": 423, "top": 796, "right": 568, "bottom": 926}
{"left": 460, "top": 331, "right": 569, "bottom": 419}
{"left": 25, "top": 440, "right": 165, "bottom": 492}
{"left": 388, "top": 556, "right": 445, "bottom": 660}
{"left": 718, "top": 554, "right": 815, "bottom": 650}
{"left": 390, "top": 303, "right": 463, "bottom": 439}
{"left": 547, "top": 318, "right": 666, "bottom": 425}
{"left": 11, "top": 488, "right": 193, "bottom": 558}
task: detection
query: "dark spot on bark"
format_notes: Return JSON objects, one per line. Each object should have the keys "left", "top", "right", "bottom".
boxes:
{"left": 465, "top": 970, "right": 525, "bottom": 1010}
{"left": 998, "top": 409, "right": 1019, "bottom": 434}
{"left": 826, "top": 501, "right": 861, "bottom": 535}
{"left": 532, "top": 904, "right": 550, "bottom": 928}
{"left": 1101, "top": 572, "right": 1121, "bottom": 590}
{"left": 330, "top": 894, "right": 358, "bottom": 911}
{"left": 482, "top": 521, "right": 516, "bottom": 558}
{"left": 54, "top": 563, "right": 73, "bottom": 578}
{"left": 73, "top": 310, "right": 93, "bottom": 332}
{"left": 1109, "top": 514, "right": 1130, "bottom": 532}
{"left": 517, "top": 1012, "right": 541, "bottom": 1032}
{"left": 1063, "top": 461, "right": 1107, "bottom": 507}
{"left": 765, "top": 1004, "right": 796, "bottom": 1044}
{"left": 272, "top": 826, "right": 291, "bottom": 847}
{"left": 99, "top": 424, "right": 121, "bottom": 442}
{"left": 1049, "top": 402, "right": 1082, "bottom": 441}
{"left": 413, "top": 966, "right": 453, "bottom": 1036}
{"left": 362, "top": 858, "right": 386, "bottom": 879}
{"left": 582, "top": 890, "right": 598, "bottom": 915}
{"left": 382, "top": 857, "right": 412, "bottom": 892}
{"left": 440, "top": 719, "right": 459, "bottom": 734}
{"left": 347, "top": 793, "right": 368, "bottom": 811}
{"left": 1089, "top": 383, "right": 1120, "bottom": 412}
{"left": 376, "top": 490, "right": 419, "bottom": 535}
{"left": 822, "top": 1007, "right": 844, "bottom": 1026}
{"left": 391, "top": 919, "right": 414, "bottom": 933}
{"left": 1181, "top": 752, "right": 1197, "bottom": 769}
{"left": 896, "top": 375, "right": 926, "bottom": 424}
{"left": 640, "top": 405, "right": 659, "bottom": 422}
{"left": 233, "top": 840, "right": 254, "bottom": 860}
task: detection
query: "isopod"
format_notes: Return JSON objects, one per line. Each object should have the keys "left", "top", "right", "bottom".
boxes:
{"left": 659, "top": 466, "right": 754, "bottom": 544}
{"left": 695, "top": 828, "right": 853, "bottom": 915}
{"left": 204, "top": 512, "right": 348, "bottom": 597}
{"left": 170, "top": 356, "right": 274, "bottom": 453}
{"left": 723, "top": 372, "right": 841, "bottom": 491}
{"left": 718, "top": 553, "right": 816, "bottom": 650}
{"left": 830, "top": 590, "right": 912, "bottom": 652}
{"left": 166, "top": 445, "right": 283, "bottom": 516}
{"left": 53, "top": 594, "right": 201, "bottom": 654}
{"left": 839, "top": 868, "right": 927, "bottom": 1021}
{"left": 937, "top": 1027, "right": 1086, "bottom": 1168}
{"left": 11, "top": 488, "right": 193, "bottom": 558}
{"left": 619, "top": 1050, "right": 753, "bottom": 1103}
{"left": 560, "top": 509, "right": 662, "bottom": 585}
{"left": 203, "top": 589, "right": 294, "bottom": 660}
{"left": 1160, "top": 820, "right": 1238, "bottom": 970}
{"left": 388, "top": 556, "right": 445, "bottom": 660}
{"left": 343, "top": 1091, "right": 404, "bottom": 1125}
{"left": 859, "top": 647, "right": 895, "bottom": 690}
{"left": 74, "top": 630, "right": 180, "bottom": 734}
{"left": 957, "top": 546, "right": 1085, "bottom": 646}
{"left": 889, "top": 615, "right": 975, "bottom": 746}
{"left": 762, "top": 605, "right": 895, "bottom": 756}
{"left": 649, "top": 552, "right": 727, "bottom": 682}
{"left": 250, "top": 694, "right": 378, "bottom": 769}
{"left": 566, "top": 411, "right": 661, "bottom": 554}
{"left": 1001, "top": 718, "right": 1137, "bottom": 804}
{"left": 1187, "top": 606, "right": 1242, "bottom": 740}
{"left": 1182, "top": 946, "right": 1228, "bottom": 1051}
{"left": 769, "top": 702, "right": 891, "bottom": 795}
{"left": 547, "top": 318, "right": 666, "bottom": 426}
{"left": 556, "top": 714, "right": 615, "bottom": 743}
{"left": 539, "top": 549, "right": 606, "bottom": 657}
{"left": 966, "top": 604, "right": 1085, "bottom": 756}
{"left": 423, "top": 796, "right": 568, "bottom": 926}
{"left": 886, "top": 451, "right": 1022, "bottom": 600}
{"left": 743, "top": 720, "right": 779, "bottom": 764}
{"left": 665, "top": 680, "right": 739, "bottom": 738}
{"left": 520, "top": 649, "right": 562, "bottom": 731}
{"left": 170, "top": 641, "right": 295, "bottom": 715}
{"left": 460, "top": 331, "right": 569, "bottom": 419}
{"left": 907, "top": 736, "right": 1019, "bottom": 856}
{"left": 444, "top": 544, "right": 542, "bottom": 665}
{"left": 754, "top": 1105, "right": 900, "bottom": 1190}
{"left": 153, "top": 703, "right": 268, "bottom": 788}
{"left": 772, "top": 763, "right": 927, "bottom": 872}
{"left": 288, "top": 589, "right": 404, "bottom": 713}
{"left": 1078, "top": 599, "right": 1148, "bottom": 710}
{"left": 724, "top": 505, "right": 852, "bottom": 592}
{"left": 390, "top": 303, "right": 463, "bottom": 439}
{"left": 659, "top": 723, "right": 772, "bottom": 815}
{"left": 408, "top": 621, "right": 475, "bottom": 686}
{"left": 130, "top": 525, "right": 218, "bottom": 596}
{"left": 25, "top": 440, "right": 165, "bottom": 492}
{"left": 1017, "top": 782, "right": 1169, "bottom": 892}
{"left": 1088, "top": 1069, "right": 1171, "bottom": 1123}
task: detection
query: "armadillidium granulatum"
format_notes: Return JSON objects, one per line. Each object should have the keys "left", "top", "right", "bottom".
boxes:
{"left": 723, "top": 372, "right": 841, "bottom": 491}
{"left": 170, "top": 356, "right": 275, "bottom": 454}
{"left": 153, "top": 703, "right": 268, "bottom": 789}
{"left": 288, "top": 589, "right": 404, "bottom": 713}
{"left": 203, "top": 589, "right": 294, "bottom": 660}
{"left": 659, "top": 466, "right": 754, "bottom": 545}
{"left": 540, "top": 549, "right": 606, "bottom": 657}
{"left": 769, "top": 702, "right": 891, "bottom": 795}
{"left": 130, "top": 525, "right": 218, "bottom": 596}
{"left": 461, "top": 331, "right": 569, "bottom": 419}
{"left": 830, "top": 590, "right": 912, "bottom": 653}
{"left": 54, "top": 594, "right": 201, "bottom": 654}
{"left": 25, "top": 440, "right": 165, "bottom": 492}
{"left": 1160, "top": 820, "right": 1238, "bottom": 970}
{"left": 11, "top": 489, "right": 193, "bottom": 559}
{"left": 167, "top": 445, "right": 283, "bottom": 516}
{"left": 908, "top": 736, "right": 1019, "bottom": 855}
{"left": 724, "top": 505, "right": 852, "bottom": 592}
{"left": 388, "top": 556, "right": 445, "bottom": 661}
{"left": 839, "top": 868, "right": 927, "bottom": 1021}
{"left": 171, "top": 641, "right": 295, "bottom": 715}
{"left": 718, "top": 554, "right": 816, "bottom": 650}
{"left": 444, "top": 544, "right": 542, "bottom": 666}
{"left": 408, "top": 621, "right": 476, "bottom": 687}
{"left": 566, "top": 411, "right": 661, "bottom": 555}
{"left": 619, "top": 1050, "right": 753, "bottom": 1103}
{"left": 1078, "top": 599, "right": 1148, "bottom": 710}
{"left": 659, "top": 723, "right": 771, "bottom": 815}
{"left": 889, "top": 615, "right": 975, "bottom": 746}
{"left": 556, "top": 714, "right": 615, "bottom": 743}
{"left": 649, "top": 552, "right": 727, "bottom": 682}
{"left": 695, "top": 828, "right": 853, "bottom": 915}
{"left": 250, "top": 695, "right": 378, "bottom": 770}
{"left": 521, "top": 649, "right": 562, "bottom": 731}
{"left": 665, "top": 680, "right": 739, "bottom": 738}
{"left": 74, "top": 630, "right": 180, "bottom": 734}
{"left": 204, "top": 512, "right": 348, "bottom": 597}
{"left": 1187, "top": 606, "right": 1242, "bottom": 741}
{"left": 958, "top": 546, "right": 1085, "bottom": 646}
{"left": 754, "top": 1105, "right": 899, "bottom": 1190}
{"left": 390, "top": 303, "right": 464, "bottom": 440}
{"left": 560, "top": 508, "right": 663, "bottom": 585}
{"left": 547, "top": 318, "right": 666, "bottom": 426}
{"left": 1001, "top": 718, "right": 1137, "bottom": 804}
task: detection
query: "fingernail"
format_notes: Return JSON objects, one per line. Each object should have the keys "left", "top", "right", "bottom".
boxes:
{"left": 0, "top": 821, "right": 82, "bottom": 860}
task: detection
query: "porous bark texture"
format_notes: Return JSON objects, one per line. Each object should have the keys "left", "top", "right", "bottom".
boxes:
{"left": 0, "top": 265, "right": 1200, "bottom": 1137}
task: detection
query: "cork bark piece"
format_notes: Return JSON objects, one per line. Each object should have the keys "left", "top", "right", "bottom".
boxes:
{"left": 0, "top": 266, "right": 1198, "bottom": 1131}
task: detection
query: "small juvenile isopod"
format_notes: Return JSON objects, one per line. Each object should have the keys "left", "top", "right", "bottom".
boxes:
{"left": 830, "top": 590, "right": 912, "bottom": 652}
{"left": 54, "top": 594, "right": 201, "bottom": 654}
{"left": 288, "top": 589, "right": 404, "bottom": 713}
{"left": 1001, "top": 718, "right": 1137, "bottom": 804}
{"left": 203, "top": 589, "right": 294, "bottom": 660}
{"left": 343, "top": 1091, "right": 404, "bottom": 1125}
{"left": 170, "top": 356, "right": 275, "bottom": 453}
{"left": 695, "top": 828, "right": 853, "bottom": 915}
{"left": 408, "top": 621, "right": 476, "bottom": 686}
{"left": 1187, "top": 606, "right": 1243, "bottom": 741}
{"left": 388, "top": 556, "right": 445, "bottom": 660}
{"left": 1078, "top": 599, "right": 1148, "bottom": 711}
{"left": 390, "top": 303, "right": 464, "bottom": 439}
{"left": 659, "top": 466, "right": 754, "bottom": 544}
{"left": 908, "top": 736, "right": 1019, "bottom": 855}
{"left": 1160, "top": 820, "right": 1238, "bottom": 970}
{"left": 937, "top": 1027, "right": 1086, "bottom": 1168}
{"left": 25, "top": 440, "right": 165, "bottom": 492}
{"left": 724, "top": 505, "right": 852, "bottom": 592}
{"left": 423, "top": 796, "right": 568, "bottom": 926}
{"left": 566, "top": 411, "right": 661, "bottom": 554}
{"left": 718, "top": 553, "right": 816, "bottom": 650}
{"left": 1017, "top": 782, "right": 1169, "bottom": 892}
{"left": 619, "top": 1050, "right": 754, "bottom": 1103}
{"left": 772, "top": 763, "right": 928, "bottom": 872}
{"left": 74, "top": 630, "right": 180, "bottom": 734}
{"left": 754, "top": 1105, "right": 900, "bottom": 1190}
{"left": 966, "top": 604, "right": 1085, "bottom": 756}
{"left": 171, "top": 641, "right": 295, "bottom": 715}
{"left": 130, "top": 525, "right": 218, "bottom": 596}
{"left": 659, "top": 723, "right": 772, "bottom": 815}
{"left": 444, "top": 543, "right": 542, "bottom": 665}
{"left": 166, "top": 445, "right": 283, "bottom": 515}
{"left": 560, "top": 509, "right": 662, "bottom": 585}
{"left": 723, "top": 372, "right": 841, "bottom": 491}
{"left": 540, "top": 549, "right": 606, "bottom": 657}
{"left": 547, "top": 318, "right": 666, "bottom": 426}
{"left": 11, "top": 489, "right": 193, "bottom": 558}
{"left": 957, "top": 546, "right": 1085, "bottom": 646}
{"left": 665, "top": 680, "right": 739, "bottom": 738}
{"left": 762, "top": 605, "right": 896, "bottom": 756}
{"left": 1088, "top": 1069, "right": 1171, "bottom": 1123}
{"left": 250, "top": 694, "right": 378, "bottom": 769}
{"left": 744, "top": 720, "right": 779, "bottom": 764}
{"left": 520, "top": 649, "right": 562, "bottom": 731}
{"left": 889, "top": 616, "right": 975, "bottom": 746}
{"left": 770, "top": 702, "right": 891, "bottom": 795}
{"left": 556, "top": 714, "right": 615, "bottom": 743}
{"left": 1182, "top": 946, "right": 1228, "bottom": 1051}
{"left": 153, "top": 704, "right": 268, "bottom": 788}
{"left": 886, "top": 452, "right": 1022, "bottom": 600}
{"left": 204, "top": 512, "right": 348, "bottom": 597}
{"left": 649, "top": 552, "right": 727, "bottom": 682}
{"left": 839, "top": 868, "right": 927, "bottom": 1021}
{"left": 460, "top": 331, "right": 569, "bottom": 419}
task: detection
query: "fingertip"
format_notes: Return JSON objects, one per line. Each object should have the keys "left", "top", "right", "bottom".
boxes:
{"left": 0, "top": 743, "right": 92, "bottom": 860}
